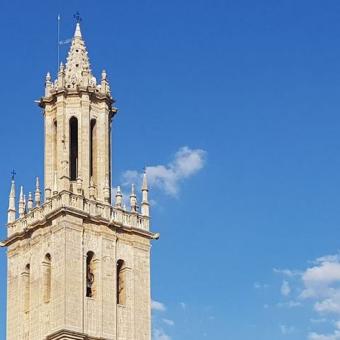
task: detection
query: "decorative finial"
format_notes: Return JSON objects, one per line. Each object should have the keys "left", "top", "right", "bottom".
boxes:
{"left": 103, "top": 174, "right": 110, "bottom": 203}
{"left": 101, "top": 69, "right": 107, "bottom": 80}
{"left": 89, "top": 177, "right": 96, "bottom": 200}
{"left": 46, "top": 72, "right": 51, "bottom": 82}
{"left": 141, "top": 169, "right": 150, "bottom": 217}
{"left": 115, "top": 185, "right": 123, "bottom": 207}
{"left": 76, "top": 177, "right": 83, "bottom": 195}
{"left": 73, "top": 12, "right": 82, "bottom": 38}
{"left": 28, "top": 192, "right": 33, "bottom": 211}
{"left": 130, "top": 184, "right": 137, "bottom": 212}
{"left": 142, "top": 169, "right": 148, "bottom": 191}
{"left": 19, "top": 186, "right": 25, "bottom": 218}
{"left": 73, "top": 11, "right": 82, "bottom": 23}
{"left": 8, "top": 176, "right": 16, "bottom": 223}
{"left": 11, "top": 169, "right": 16, "bottom": 181}
{"left": 35, "top": 177, "right": 41, "bottom": 207}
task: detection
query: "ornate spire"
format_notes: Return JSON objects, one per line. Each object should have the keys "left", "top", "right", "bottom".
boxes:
{"left": 7, "top": 179, "right": 16, "bottom": 223}
{"left": 19, "top": 186, "right": 25, "bottom": 218}
{"left": 89, "top": 177, "right": 96, "bottom": 200}
{"left": 27, "top": 192, "right": 34, "bottom": 211}
{"left": 103, "top": 175, "right": 110, "bottom": 203}
{"left": 115, "top": 186, "right": 123, "bottom": 207}
{"left": 64, "top": 22, "right": 93, "bottom": 89}
{"left": 130, "top": 184, "right": 138, "bottom": 213}
{"left": 76, "top": 177, "right": 83, "bottom": 195}
{"left": 35, "top": 177, "right": 41, "bottom": 207}
{"left": 141, "top": 171, "right": 150, "bottom": 217}
{"left": 74, "top": 22, "right": 82, "bottom": 38}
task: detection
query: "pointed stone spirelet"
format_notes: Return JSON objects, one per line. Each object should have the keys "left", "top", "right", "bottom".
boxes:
{"left": 19, "top": 186, "right": 25, "bottom": 218}
{"left": 53, "top": 171, "right": 58, "bottom": 195}
{"left": 141, "top": 171, "right": 150, "bottom": 217}
{"left": 57, "top": 62, "right": 65, "bottom": 89}
{"left": 27, "top": 192, "right": 34, "bottom": 211}
{"left": 130, "top": 184, "right": 137, "bottom": 213}
{"left": 115, "top": 186, "right": 123, "bottom": 207}
{"left": 103, "top": 175, "right": 110, "bottom": 203}
{"left": 76, "top": 177, "right": 83, "bottom": 195}
{"left": 74, "top": 22, "right": 82, "bottom": 38}
{"left": 89, "top": 177, "right": 96, "bottom": 200}
{"left": 45, "top": 72, "right": 52, "bottom": 97}
{"left": 24, "top": 195, "right": 27, "bottom": 214}
{"left": 35, "top": 177, "right": 41, "bottom": 207}
{"left": 101, "top": 69, "right": 109, "bottom": 94}
{"left": 7, "top": 179, "right": 16, "bottom": 223}
{"left": 64, "top": 22, "right": 94, "bottom": 89}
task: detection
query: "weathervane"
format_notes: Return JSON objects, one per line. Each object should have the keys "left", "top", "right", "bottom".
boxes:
{"left": 73, "top": 11, "right": 82, "bottom": 24}
{"left": 11, "top": 170, "right": 16, "bottom": 180}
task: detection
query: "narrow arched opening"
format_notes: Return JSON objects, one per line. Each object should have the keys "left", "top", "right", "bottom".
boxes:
{"left": 86, "top": 251, "right": 95, "bottom": 298}
{"left": 90, "top": 119, "right": 97, "bottom": 179}
{"left": 117, "top": 259, "right": 126, "bottom": 305}
{"left": 69, "top": 117, "right": 78, "bottom": 181}
{"left": 23, "top": 264, "right": 30, "bottom": 313}
{"left": 53, "top": 120, "right": 58, "bottom": 173}
{"left": 43, "top": 253, "right": 52, "bottom": 303}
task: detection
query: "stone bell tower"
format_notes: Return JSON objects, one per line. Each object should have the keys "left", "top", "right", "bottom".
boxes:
{"left": 4, "top": 23, "right": 157, "bottom": 340}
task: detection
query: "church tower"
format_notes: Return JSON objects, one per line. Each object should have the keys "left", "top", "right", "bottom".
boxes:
{"left": 4, "top": 23, "right": 157, "bottom": 340}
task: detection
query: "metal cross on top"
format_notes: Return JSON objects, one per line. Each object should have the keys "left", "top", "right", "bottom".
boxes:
{"left": 73, "top": 12, "right": 82, "bottom": 23}
{"left": 11, "top": 170, "right": 16, "bottom": 180}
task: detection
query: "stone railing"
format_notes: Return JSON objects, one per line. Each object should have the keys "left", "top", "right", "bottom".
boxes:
{"left": 8, "top": 190, "right": 149, "bottom": 238}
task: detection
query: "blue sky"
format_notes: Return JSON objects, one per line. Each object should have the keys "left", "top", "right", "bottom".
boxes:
{"left": 2, "top": 0, "right": 340, "bottom": 339}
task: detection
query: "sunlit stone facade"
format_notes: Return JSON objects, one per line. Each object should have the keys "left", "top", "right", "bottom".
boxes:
{"left": 4, "top": 23, "right": 156, "bottom": 340}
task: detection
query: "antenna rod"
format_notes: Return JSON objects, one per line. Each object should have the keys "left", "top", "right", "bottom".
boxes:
{"left": 57, "top": 14, "right": 61, "bottom": 72}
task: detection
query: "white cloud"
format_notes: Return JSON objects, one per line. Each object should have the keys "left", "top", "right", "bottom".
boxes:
{"left": 122, "top": 146, "right": 206, "bottom": 196}
{"left": 180, "top": 302, "right": 187, "bottom": 310}
{"left": 152, "top": 300, "right": 166, "bottom": 312}
{"left": 153, "top": 328, "right": 171, "bottom": 340}
{"left": 308, "top": 330, "right": 340, "bottom": 340}
{"left": 300, "top": 258, "right": 340, "bottom": 315}
{"left": 277, "top": 300, "right": 302, "bottom": 308}
{"left": 254, "top": 282, "right": 269, "bottom": 289}
{"left": 281, "top": 280, "right": 291, "bottom": 297}
{"left": 275, "top": 253, "right": 340, "bottom": 338}
{"left": 280, "top": 324, "right": 295, "bottom": 335}
{"left": 162, "top": 318, "right": 175, "bottom": 326}
{"left": 273, "top": 268, "right": 301, "bottom": 277}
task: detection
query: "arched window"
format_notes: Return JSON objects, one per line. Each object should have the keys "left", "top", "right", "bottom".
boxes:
{"left": 53, "top": 120, "right": 58, "bottom": 173}
{"left": 69, "top": 117, "right": 78, "bottom": 181}
{"left": 117, "top": 259, "right": 126, "bottom": 305}
{"left": 90, "top": 119, "right": 97, "bottom": 179}
{"left": 22, "top": 264, "right": 30, "bottom": 313}
{"left": 43, "top": 254, "right": 51, "bottom": 303}
{"left": 86, "top": 251, "right": 95, "bottom": 298}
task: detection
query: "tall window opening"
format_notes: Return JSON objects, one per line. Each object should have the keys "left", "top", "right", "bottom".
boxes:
{"left": 86, "top": 251, "right": 95, "bottom": 298}
{"left": 90, "top": 119, "right": 97, "bottom": 179}
{"left": 53, "top": 121, "right": 58, "bottom": 173}
{"left": 22, "top": 264, "right": 30, "bottom": 313}
{"left": 69, "top": 117, "right": 78, "bottom": 181}
{"left": 117, "top": 259, "right": 126, "bottom": 305}
{"left": 43, "top": 254, "right": 52, "bottom": 303}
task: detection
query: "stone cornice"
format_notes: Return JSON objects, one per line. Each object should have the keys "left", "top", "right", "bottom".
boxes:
{"left": 4, "top": 190, "right": 154, "bottom": 246}
{"left": 39, "top": 87, "right": 116, "bottom": 113}
{"left": 46, "top": 329, "right": 109, "bottom": 340}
